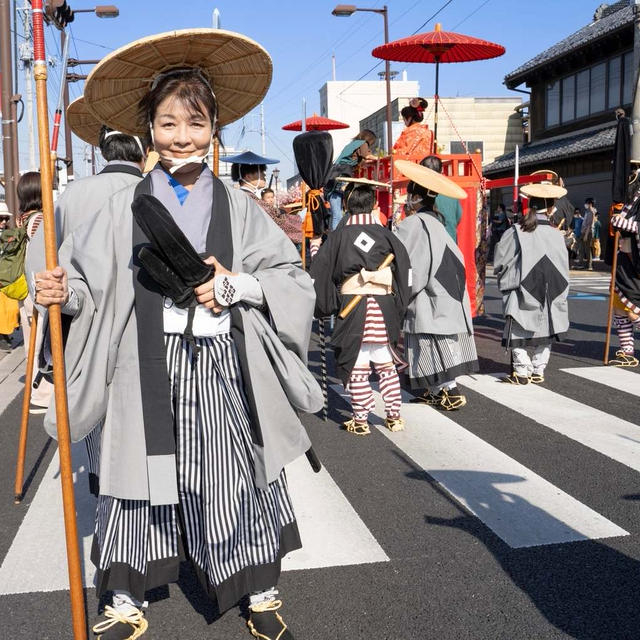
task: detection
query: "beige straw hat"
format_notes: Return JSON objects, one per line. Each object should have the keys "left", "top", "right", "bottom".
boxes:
{"left": 520, "top": 183, "right": 567, "bottom": 199}
{"left": 336, "top": 176, "right": 389, "bottom": 189}
{"left": 394, "top": 159, "right": 467, "bottom": 200}
{"left": 67, "top": 96, "right": 102, "bottom": 146}
{"left": 282, "top": 201, "right": 303, "bottom": 209}
{"left": 84, "top": 28, "right": 272, "bottom": 135}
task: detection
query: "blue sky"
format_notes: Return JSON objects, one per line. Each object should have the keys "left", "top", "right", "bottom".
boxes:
{"left": 13, "top": 0, "right": 604, "bottom": 179}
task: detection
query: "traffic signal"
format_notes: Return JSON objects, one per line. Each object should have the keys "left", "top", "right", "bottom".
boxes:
{"left": 44, "top": 0, "right": 74, "bottom": 28}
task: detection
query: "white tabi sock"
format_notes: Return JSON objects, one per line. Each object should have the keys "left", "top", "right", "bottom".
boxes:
{"left": 249, "top": 587, "right": 279, "bottom": 608}
{"left": 112, "top": 590, "right": 147, "bottom": 615}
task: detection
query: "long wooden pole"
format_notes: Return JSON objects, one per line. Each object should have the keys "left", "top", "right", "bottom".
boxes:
{"left": 14, "top": 308, "right": 38, "bottom": 503}
{"left": 31, "top": 2, "right": 87, "bottom": 638}
{"left": 603, "top": 230, "right": 621, "bottom": 365}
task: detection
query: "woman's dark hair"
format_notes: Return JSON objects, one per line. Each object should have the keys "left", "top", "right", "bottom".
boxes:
{"left": 138, "top": 68, "right": 218, "bottom": 131}
{"left": 521, "top": 196, "right": 552, "bottom": 232}
{"left": 345, "top": 184, "right": 375, "bottom": 214}
{"left": 231, "top": 163, "right": 266, "bottom": 183}
{"left": 17, "top": 171, "right": 42, "bottom": 214}
{"left": 401, "top": 97, "right": 428, "bottom": 124}
{"left": 98, "top": 126, "right": 145, "bottom": 163}
{"left": 420, "top": 155, "right": 442, "bottom": 173}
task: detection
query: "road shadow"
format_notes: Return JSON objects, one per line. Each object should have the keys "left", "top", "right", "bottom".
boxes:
{"left": 399, "top": 452, "right": 639, "bottom": 639}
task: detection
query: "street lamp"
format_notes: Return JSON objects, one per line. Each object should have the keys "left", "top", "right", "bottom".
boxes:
{"left": 73, "top": 5, "right": 119, "bottom": 18}
{"left": 272, "top": 167, "right": 280, "bottom": 198}
{"left": 332, "top": 3, "right": 393, "bottom": 190}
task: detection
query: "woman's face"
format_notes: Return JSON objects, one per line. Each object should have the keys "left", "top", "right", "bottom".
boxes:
{"left": 151, "top": 94, "right": 213, "bottom": 161}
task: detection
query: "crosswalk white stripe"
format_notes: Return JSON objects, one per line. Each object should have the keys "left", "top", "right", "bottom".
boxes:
{"left": 459, "top": 374, "right": 640, "bottom": 472}
{"left": 561, "top": 366, "right": 640, "bottom": 398}
{"left": 331, "top": 385, "right": 627, "bottom": 548}
{"left": 0, "top": 446, "right": 388, "bottom": 595}
{"left": 0, "top": 350, "right": 25, "bottom": 415}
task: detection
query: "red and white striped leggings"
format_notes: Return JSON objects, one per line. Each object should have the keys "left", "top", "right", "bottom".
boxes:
{"left": 347, "top": 362, "right": 401, "bottom": 422}
{"left": 614, "top": 313, "right": 640, "bottom": 354}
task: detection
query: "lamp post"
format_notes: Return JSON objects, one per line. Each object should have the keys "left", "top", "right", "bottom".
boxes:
{"left": 59, "top": 5, "right": 119, "bottom": 178}
{"left": 332, "top": 4, "right": 392, "bottom": 160}
{"left": 272, "top": 167, "right": 280, "bottom": 199}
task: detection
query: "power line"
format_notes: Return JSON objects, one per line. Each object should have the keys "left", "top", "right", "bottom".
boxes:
{"left": 452, "top": 0, "right": 491, "bottom": 30}
{"left": 336, "top": 0, "right": 456, "bottom": 97}
{"left": 71, "top": 35, "right": 114, "bottom": 51}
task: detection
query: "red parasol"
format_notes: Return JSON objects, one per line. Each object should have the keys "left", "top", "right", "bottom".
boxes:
{"left": 372, "top": 23, "right": 505, "bottom": 145}
{"left": 282, "top": 113, "right": 349, "bottom": 131}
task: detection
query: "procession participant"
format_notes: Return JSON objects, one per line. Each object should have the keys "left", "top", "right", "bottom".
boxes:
{"left": 27, "top": 96, "right": 149, "bottom": 485}
{"left": 420, "top": 155, "right": 462, "bottom": 241}
{"left": 311, "top": 177, "right": 411, "bottom": 434}
{"left": 493, "top": 183, "right": 570, "bottom": 384}
{"left": 325, "top": 130, "right": 377, "bottom": 230}
{"left": 608, "top": 189, "right": 640, "bottom": 366}
{"left": 394, "top": 160, "right": 478, "bottom": 410}
{"left": 228, "top": 150, "right": 303, "bottom": 246}
{"left": 34, "top": 28, "right": 321, "bottom": 640}
{"left": 393, "top": 98, "right": 433, "bottom": 160}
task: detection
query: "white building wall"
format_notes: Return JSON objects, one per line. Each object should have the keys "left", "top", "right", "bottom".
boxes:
{"left": 319, "top": 80, "right": 420, "bottom": 159}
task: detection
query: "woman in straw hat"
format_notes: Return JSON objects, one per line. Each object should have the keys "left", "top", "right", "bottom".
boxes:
{"left": 33, "top": 29, "right": 320, "bottom": 640}
{"left": 311, "top": 177, "right": 411, "bottom": 434}
{"left": 493, "top": 183, "right": 570, "bottom": 384}
{"left": 394, "top": 160, "right": 478, "bottom": 411}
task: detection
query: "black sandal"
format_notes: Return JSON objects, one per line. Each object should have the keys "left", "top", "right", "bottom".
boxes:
{"left": 92, "top": 606, "right": 148, "bottom": 639}
{"left": 501, "top": 373, "right": 530, "bottom": 385}
{"left": 247, "top": 600, "right": 294, "bottom": 639}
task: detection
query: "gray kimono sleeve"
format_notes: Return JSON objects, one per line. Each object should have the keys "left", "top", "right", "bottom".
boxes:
{"left": 493, "top": 227, "right": 521, "bottom": 293}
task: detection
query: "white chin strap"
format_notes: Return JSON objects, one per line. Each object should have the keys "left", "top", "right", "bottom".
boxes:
{"left": 103, "top": 129, "right": 145, "bottom": 158}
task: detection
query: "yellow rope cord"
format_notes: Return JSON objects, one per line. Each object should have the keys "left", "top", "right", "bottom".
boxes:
{"left": 92, "top": 605, "right": 148, "bottom": 639}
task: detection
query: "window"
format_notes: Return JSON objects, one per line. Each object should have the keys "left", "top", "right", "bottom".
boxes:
{"left": 545, "top": 51, "right": 633, "bottom": 130}
{"left": 576, "top": 69, "right": 589, "bottom": 118}
{"left": 590, "top": 62, "right": 606, "bottom": 113}
{"left": 546, "top": 80, "right": 560, "bottom": 127}
{"left": 623, "top": 51, "right": 634, "bottom": 105}
{"left": 562, "top": 75, "right": 575, "bottom": 122}
{"left": 608, "top": 56, "right": 621, "bottom": 108}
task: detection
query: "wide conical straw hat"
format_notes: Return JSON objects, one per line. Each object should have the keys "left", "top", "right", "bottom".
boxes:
{"left": 336, "top": 176, "right": 389, "bottom": 189}
{"left": 520, "top": 183, "right": 567, "bottom": 199}
{"left": 395, "top": 159, "right": 467, "bottom": 200}
{"left": 66, "top": 96, "right": 102, "bottom": 146}
{"left": 84, "top": 29, "right": 272, "bottom": 135}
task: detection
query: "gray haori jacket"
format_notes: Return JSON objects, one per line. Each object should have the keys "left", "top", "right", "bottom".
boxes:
{"left": 42, "top": 171, "right": 321, "bottom": 505}
{"left": 396, "top": 209, "right": 474, "bottom": 336}
{"left": 493, "top": 219, "right": 570, "bottom": 337}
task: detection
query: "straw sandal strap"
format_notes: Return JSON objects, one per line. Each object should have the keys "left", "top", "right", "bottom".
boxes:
{"left": 529, "top": 374, "right": 545, "bottom": 384}
{"left": 410, "top": 392, "right": 441, "bottom": 406}
{"left": 344, "top": 418, "right": 371, "bottom": 435}
{"left": 247, "top": 600, "right": 290, "bottom": 640}
{"left": 384, "top": 417, "right": 405, "bottom": 432}
{"left": 439, "top": 390, "right": 467, "bottom": 411}
{"left": 609, "top": 351, "right": 639, "bottom": 367}
{"left": 92, "top": 606, "right": 148, "bottom": 640}
{"left": 501, "top": 373, "right": 529, "bottom": 385}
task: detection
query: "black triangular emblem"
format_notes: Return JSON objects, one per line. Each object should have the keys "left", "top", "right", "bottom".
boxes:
{"left": 520, "top": 255, "right": 568, "bottom": 305}
{"left": 434, "top": 245, "right": 466, "bottom": 301}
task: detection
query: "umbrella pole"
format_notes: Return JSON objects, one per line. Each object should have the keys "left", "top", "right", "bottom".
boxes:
{"left": 603, "top": 231, "right": 620, "bottom": 365}
{"left": 14, "top": 307, "right": 38, "bottom": 504}
{"left": 301, "top": 182, "right": 307, "bottom": 269}
{"left": 32, "top": 3, "right": 87, "bottom": 638}
{"left": 433, "top": 57, "right": 440, "bottom": 153}
{"left": 213, "top": 137, "right": 220, "bottom": 177}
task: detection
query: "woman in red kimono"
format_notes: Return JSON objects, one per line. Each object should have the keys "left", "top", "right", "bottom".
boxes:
{"left": 392, "top": 98, "right": 433, "bottom": 160}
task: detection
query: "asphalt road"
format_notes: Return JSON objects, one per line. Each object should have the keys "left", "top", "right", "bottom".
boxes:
{"left": 1, "top": 270, "right": 639, "bottom": 640}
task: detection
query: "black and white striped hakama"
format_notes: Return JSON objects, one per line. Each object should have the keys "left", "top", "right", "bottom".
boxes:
{"left": 405, "top": 331, "right": 479, "bottom": 389}
{"left": 92, "top": 333, "right": 300, "bottom": 611}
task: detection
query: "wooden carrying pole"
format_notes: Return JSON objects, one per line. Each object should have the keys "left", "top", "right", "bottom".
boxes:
{"left": 603, "top": 230, "right": 621, "bottom": 365}
{"left": 31, "top": 2, "right": 87, "bottom": 638}
{"left": 14, "top": 308, "right": 38, "bottom": 503}
{"left": 339, "top": 253, "right": 394, "bottom": 319}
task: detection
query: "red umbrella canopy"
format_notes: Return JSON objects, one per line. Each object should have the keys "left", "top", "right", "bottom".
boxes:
{"left": 371, "top": 23, "right": 505, "bottom": 63}
{"left": 282, "top": 113, "right": 350, "bottom": 131}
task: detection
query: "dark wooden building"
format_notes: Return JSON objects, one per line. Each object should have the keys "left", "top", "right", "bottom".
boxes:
{"left": 484, "top": 0, "right": 636, "bottom": 214}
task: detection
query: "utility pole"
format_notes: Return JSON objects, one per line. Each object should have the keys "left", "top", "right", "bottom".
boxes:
{"left": 21, "top": 0, "right": 36, "bottom": 169}
{"left": 260, "top": 102, "right": 266, "bottom": 155}
{"left": 0, "top": 0, "right": 18, "bottom": 216}
{"left": 60, "top": 30, "right": 73, "bottom": 178}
